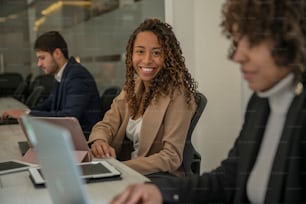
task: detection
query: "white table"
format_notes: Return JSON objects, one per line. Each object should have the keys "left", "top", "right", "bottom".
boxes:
{"left": 0, "top": 157, "right": 149, "bottom": 204}
{"left": 0, "top": 97, "right": 28, "bottom": 114}
{"left": 0, "top": 120, "right": 149, "bottom": 203}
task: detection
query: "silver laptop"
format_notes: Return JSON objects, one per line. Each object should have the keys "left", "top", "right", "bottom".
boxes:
{"left": 20, "top": 115, "right": 121, "bottom": 204}
{"left": 20, "top": 115, "right": 90, "bottom": 204}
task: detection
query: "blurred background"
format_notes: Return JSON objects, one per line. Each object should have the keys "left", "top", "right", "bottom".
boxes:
{"left": 0, "top": 0, "right": 164, "bottom": 92}
{"left": 0, "top": 0, "right": 247, "bottom": 174}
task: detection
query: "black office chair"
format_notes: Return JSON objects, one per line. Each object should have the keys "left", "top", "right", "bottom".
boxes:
{"left": 27, "top": 74, "right": 53, "bottom": 101}
{"left": 13, "top": 81, "right": 28, "bottom": 102}
{"left": 100, "top": 86, "right": 121, "bottom": 118}
{"left": 25, "top": 86, "right": 45, "bottom": 108}
{"left": 24, "top": 73, "right": 33, "bottom": 85}
{"left": 0, "top": 72, "right": 23, "bottom": 97}
{"left": 182, "top": 92, "right": 207, "bottom": 176}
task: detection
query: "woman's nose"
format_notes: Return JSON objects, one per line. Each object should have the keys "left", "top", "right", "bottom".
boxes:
{"left": 232, "top": 40, "right": 248, "bottom": 63}
{"left": 143, "top": 52, "right": 153, "bottom": 63}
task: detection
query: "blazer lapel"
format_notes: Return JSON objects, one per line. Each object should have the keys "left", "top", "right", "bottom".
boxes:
{"left": 265, "top": 93, "right": 305, "bottom": 203}
{"left": 55, "top": 82, "right": 63, "bottom": 110}
{"left": 51, "top": 81, "right": 60, "bottom": 110}
{"left": 55, "top": 62, "right": 70, "bottom": 110}
{"left": 138, "top": 95, "right": 170, "bottom": 156}
{"left": 235, "top": 95, "right": 270, "bottom": 203}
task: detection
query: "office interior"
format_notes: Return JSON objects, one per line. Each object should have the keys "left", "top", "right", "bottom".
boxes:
{"left": 0, "top": 0, "right": 252, "bottom": 173}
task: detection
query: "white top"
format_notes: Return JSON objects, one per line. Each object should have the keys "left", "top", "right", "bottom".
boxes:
{"left": 247, "top": 73, "right": 295, "bottom": 203}
{"left": 126, "top": 117, "right": 143, "bottom": 159}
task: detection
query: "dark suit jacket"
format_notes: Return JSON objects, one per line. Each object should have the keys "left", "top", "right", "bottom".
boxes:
{"left": 30, "top": 57, "right": 102, "bottom": 137}
{"left": 154, "top": 89, "right": 306, "bottom": 204}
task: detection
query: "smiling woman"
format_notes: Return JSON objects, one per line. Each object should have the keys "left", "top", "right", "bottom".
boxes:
{"left": 132, "top": 31, "right": 164, "bottom": 94}
{"left": 88, "top": 18, "right": 200, "bottom": 177}
{"left": 110, "top": 1, "right": 306, "bottom": 204}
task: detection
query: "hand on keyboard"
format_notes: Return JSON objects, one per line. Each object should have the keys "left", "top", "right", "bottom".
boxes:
{"left": 1, "top": 109, "right": 25, "bottom": 120}
{"left": 0, "top": 109, "right": 25, "bottom": 125}
{"left": 0, "top": 117, "right": 18, "bottom": 125}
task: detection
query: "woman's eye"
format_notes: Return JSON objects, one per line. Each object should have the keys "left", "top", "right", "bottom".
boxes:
{"left": 152, "top": 51, "right": 161, "bottom": 56}
{"left": 135, "top": 50, "right": 144, "bottom": 54}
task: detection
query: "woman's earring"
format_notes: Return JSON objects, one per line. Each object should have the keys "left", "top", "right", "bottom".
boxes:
{"left": 294, "top": 82, "right": 303, "bottom": 95}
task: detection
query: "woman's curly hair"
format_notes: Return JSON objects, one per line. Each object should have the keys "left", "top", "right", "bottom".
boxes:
{"left": 221, "top": 0, "right": 306, "bottom": 83}
{"left": 124, "top": 18, "right": 198, "bottom": 116}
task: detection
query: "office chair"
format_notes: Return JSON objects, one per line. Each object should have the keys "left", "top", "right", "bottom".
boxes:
{"left": 25, "top": 86, "right": 45, "bottom": 108}
{"left": 182, "top": 92, "right": 207, "bottom": 176}
{"left": 100, "top": 86, "right": 121, "bottom": 118}
{"left": 24, "top": 73, "right": 33, "bottom": 85}
{"left": 13, "top": 81, "right": 28, "bottom": 102}
{"left": 27, "top": 74, "right": 53, "bottom": 101}
{"left": 0, "top": 72, "right": 23, "bottom": 97}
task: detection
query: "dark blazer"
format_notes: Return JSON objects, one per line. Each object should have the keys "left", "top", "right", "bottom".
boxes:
{"left": 30, "top": 57, "right": 102, "bottom": 137}
{"left": 154, "top": 89, "right": 306, "bottom": 204}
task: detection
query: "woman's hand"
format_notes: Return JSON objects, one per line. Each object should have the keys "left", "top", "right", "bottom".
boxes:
{"left": 90, "top": 139, "right": 116, "bottom": 158}
{"left": 1, "top": 109, "right": 25, "bottom": 119}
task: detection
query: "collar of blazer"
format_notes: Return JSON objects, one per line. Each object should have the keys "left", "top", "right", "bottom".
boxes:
{"left": 133, "top": 78, "right": 171, "bottom": 156}
{"left": 61, "top": 57, "right": 76, "bottom": 81}
{"left": 265, "top": 92, "right": 306, "bottom": 203}
{"left": 54, "top": 58, "right": 73, "bottom": 106}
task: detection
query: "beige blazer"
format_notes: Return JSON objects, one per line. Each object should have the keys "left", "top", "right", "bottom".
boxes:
{"left": 89, "top": 78, "right": 196, "bottom": 176}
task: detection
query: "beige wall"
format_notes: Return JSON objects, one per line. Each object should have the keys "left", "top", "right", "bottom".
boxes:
{"left": 166, "top": 0, "right": 244, "bottom": 172}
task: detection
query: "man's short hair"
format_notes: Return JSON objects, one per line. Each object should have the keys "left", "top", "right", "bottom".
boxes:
{"left": 34, "top": 31, "right": 69, "bottom": 59}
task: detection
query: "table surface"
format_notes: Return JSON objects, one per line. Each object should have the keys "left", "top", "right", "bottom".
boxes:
{"left": 0, "top": 97, "right": 28, "bottom": 114}
{"left": 0, "top": 97, "right": 149, "bottom": 204}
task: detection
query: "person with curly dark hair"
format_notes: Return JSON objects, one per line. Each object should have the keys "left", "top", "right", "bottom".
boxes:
{"left": 110, "top": 0, "right": 306, "bottom": 203}
{"left": 88, "top": 18, "right": 199, "bottom": 177}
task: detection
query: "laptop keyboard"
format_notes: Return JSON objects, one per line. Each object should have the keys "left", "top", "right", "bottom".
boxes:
{"left": 0, "top": 118, "right": 18, "bottom": 125}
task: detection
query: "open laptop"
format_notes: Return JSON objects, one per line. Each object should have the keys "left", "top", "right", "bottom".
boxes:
{"left": 18, "top": 116, "right": 91, "bottom": 163}
{"left": 20, "top": 115, "right": 121, "bottom": 204}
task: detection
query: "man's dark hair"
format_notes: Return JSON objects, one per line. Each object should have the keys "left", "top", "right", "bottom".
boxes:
{"left": 34, "top": 31, "right": 69, "bottom": 59}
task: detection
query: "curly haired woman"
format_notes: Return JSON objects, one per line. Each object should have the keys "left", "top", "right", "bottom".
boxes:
{"left": 89, "top": 18, "right": 199, "bottom": 177}
{"left": 110, "top": 0, "right": 306, "bottom": 203}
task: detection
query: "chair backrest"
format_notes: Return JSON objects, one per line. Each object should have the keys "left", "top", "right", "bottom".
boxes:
{"left": 27, "top": 74, "right": 53, "bottom": 100}
{"left": 24, "top": 73, "right": 33, "bottom": 85}
{"left": 0, "top": 72, "right": 23, "bottom": 97}
{"left": 13, "top": 81, "right": 28, "bottom": 102}
{"left": 100, "top": 86, "right": 121, "bottom": 118}
{"left": 25, "top": 86, "right": 45, "bottom": 108}
{"left": 182, "top": 92, "right": 207, "bottom": 176}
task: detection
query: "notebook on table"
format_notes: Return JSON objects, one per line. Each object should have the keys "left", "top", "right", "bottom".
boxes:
{"left": 17, "top": 116, "right": 91, "bottom": 163}
{"left": 20, "top": 115, "right": 121, "bottom": 204}
{"left": 0, "top": 160, "right": 34, "bottom": 175}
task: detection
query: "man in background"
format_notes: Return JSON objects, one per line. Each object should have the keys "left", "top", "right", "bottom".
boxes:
{"left": 2, "top": 31, "right": 102, "bottom": 138}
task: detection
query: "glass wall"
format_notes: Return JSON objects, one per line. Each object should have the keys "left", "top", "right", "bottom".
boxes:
{"left": 0, "top": 0, "right": 164, "bottom": 93}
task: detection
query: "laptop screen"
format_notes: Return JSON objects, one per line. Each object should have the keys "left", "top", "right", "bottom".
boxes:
{"left": 21, "top": 115, "right": 90, "bottom": 204}
{"left": 18, "top": 116, "right": 91, "bottom": 163}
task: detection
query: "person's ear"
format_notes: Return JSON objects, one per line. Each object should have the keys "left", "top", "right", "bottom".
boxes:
{"left": 53, "top": 48, "right": 62, "bottom": 59}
